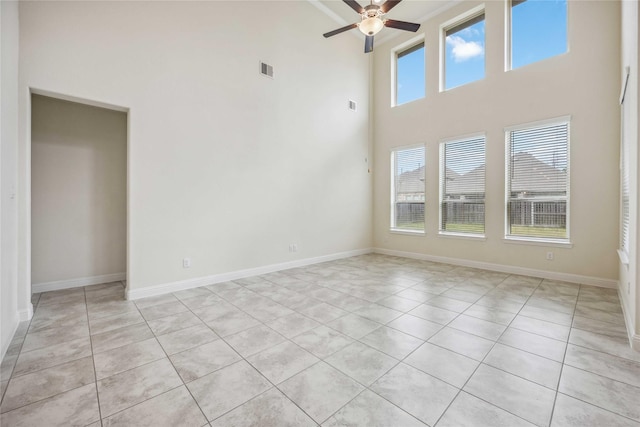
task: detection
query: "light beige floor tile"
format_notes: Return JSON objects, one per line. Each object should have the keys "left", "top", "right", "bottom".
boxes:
{"left": 359, "top": 326, "right": 424, "bottom": 360}
{"left": 370, "top": 363, "right": 458, "bottom": 426}
{"left": 266, "top": 313, "right": 321, "bottom": 339}
{"left": 97, "top": 358, "right": 182, "bottom": 417}
{"left": 437, "top": 391, "right": 535, "bottom": 427}
{"left": 499, "top": 328, "right": 567, "bottom": 362}
{"left": 519, "top": 304, "right": 573, "bottom": 327}
{"left": 226, "top": 325, "right": 286, "bottom": 358}
{"left": 147, "top": 311, "right": 204, "bottom": 336}
{"left": 511, "top": 315, "right": 570, "bottom": 341}
{"left": 87, "top": 301, "right": 138, "bottom": 321}
{"left": 0, "top": 354, "right": 17, "bottom": 381}
{"left": 404, "top": 342, "right": 478, "bottom": 388}
{"left": 247, "top": 341, "right": 319, "bottom": 384}
{"left": 28, "top": 310, "right": 88, "bottom": 334}
{"left": 565, "top": 344, "right": 640, "bottom": 388}
{"left": 0, "top": 383, "right": 99, "bottom": 427}
{"left": 209, "top": 388, "right": 316, "bottom": 427}
{"left": 292, "top": 326, "right": 355, "bottom": 359}
{"left": 170, "top": 340, "right": 241, "bottom": 383}
{"left": 156, "top": 324, "right": 218, "bottom": 355}
{"left": 94, "top": 338, "right": 166, "bottom": 380}
{"left": 299, "top": 302, "right": 349, "bottom": 324}
{"left": 13, "top": 337, "right": 92, "bottom": 377}
{"left": 428, "top": 327, "right": 493, "bottom": 361}
{"left": 572, "top": 316, "right": 629, "bottom": 340}
{"left": 134, "top": 294, "right": 179, "bottom": 309}
{"left": 551, "top": 393, "right": 640, "bottom": 427}
{"left": 21, "top": 323, "right": 90, "bottom": 353}
{"left": 102, "top": 386, "right": 207, "bottom": 427}
{"left": 325, "top": 342, "right": 397, "bottom": 386}
{"left": 354, "top": 304, "right": 403, "bottom": 324}
{"left": 327, "top": 314, "right": 382, "bottom": 339}
{"left": 92, "top": 323, "right": 154, "bottom": 354}
{"left": 180, "top": 293, "right": 225, "bottom": 311}
{"left": 464, "top": 364, "right": 556, "bottom": 426}
{"left": 324, "top": 389, "right": 425, "bottom": 427}
{"left": 424, "top": 296, "right": 472, "bottom": 313}
{"left": 279, "top": 362, "right": 364, "bottom": 424}
{"left": 376, "top": 295, "right": 422, "bottom": 312}
{"left": 1, "top": 357, "right": 94, "bottom": 413}
{"left": 559, "top": 366, "right": 640, "bottom": 422}
{"left": 448, "top": 314, "right": 506, "bottom": 341}
{"left": 569, "top": 328, "right": 640, "bottom": 363}
{"left": 138, "top": 301, "right": 188, "bottom": 321}
{"left": 203, "top": 310, "right": 261, "bottom": 337}
{"left": 484, "top": 343, "right": 562, "bottom": 389}
{"left": 187, "top": 360, "right": 272, "bottom": 421}
{"left": 408, "top": 304, "right": 458, "bottom": 325}
{"left": 463, "top": 304, "right": 516, "bottom": 326}
{"left": 172, "top": 287, "right": 214, "bottom": 301}
{"left": 387, "top": 314, "right": 442, "bottom": 340}
{"left": 89, "top": 311, "right": 145, "bottom": 336}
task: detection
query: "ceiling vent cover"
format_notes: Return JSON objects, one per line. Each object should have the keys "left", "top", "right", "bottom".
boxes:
{"left": 260, "top": 61, "right": 274, "bottom": 78}
{"left": 348, "top": 100, "right": 357, "bottom": 112}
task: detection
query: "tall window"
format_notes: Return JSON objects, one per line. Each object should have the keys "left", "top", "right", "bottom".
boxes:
{"left": 396, "top": 42, "right": 425, "bottom": 106}
{"left": 506, "top": 119, "right": 569, "bottom": 241}
{"left": 440, "top": 136, "right": 486, "bottom": 235}
{"left": 510, "top": 0, "right": 567, "bottom": 70}
{"left": 443, "top": 10, "right": 485, "bottom": 90}
{"left": 391, "top": 146, "right": 425, "bottom": 232}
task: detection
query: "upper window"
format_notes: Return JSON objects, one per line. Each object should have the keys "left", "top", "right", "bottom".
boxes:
{"left": 506, "top": 119, "right": 570, "bottom": 241}
{"left": 391, "top": 146, "right": 425, "bottom": 232}
{"left": 510, "top": 0, "right": 567, "bottom": 70}
{"left": 396, "top": 42, "right": 425, "bottom": 106}
{"left": 440, "top": 136, "right": 486, "bottom": 235}
{"left": 443, "top": 10, "right": 485, "bottom": 90}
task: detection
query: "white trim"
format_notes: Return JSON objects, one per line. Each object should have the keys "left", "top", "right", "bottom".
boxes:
{"left": 618, "top": 284, "right": 637, "bottom": 348}
{"left": 1, "top": 315, "right": 20, "bottom": 362}
{"left": 126, "top": 248, "right": 372, "bottom": 300}
{"left": 33, "top": 272, "right": 126, "bottom": 293}
{"left": 374, "top": 247, "right": 618, "bottom": 288}
{"left": 618, "top": 249, "right": 630, "bottom": 265}
{"left": 390, "top": 229, "right": 425, "bottom": 236}
{"left": 503, "top": 237, "right": 573, "bottom": 249}
{"left": 503, "top": 115, "right": 572, "bottom": 133}
{"left": 438, "top": 232, "right": 486, "bottom": 241}
{"left": 18, "top": 303, "right": 33, "bottom": 322}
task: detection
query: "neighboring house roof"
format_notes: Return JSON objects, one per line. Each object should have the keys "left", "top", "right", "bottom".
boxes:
{"left": 399, "top": 152, "right": 567, "bottom": 196}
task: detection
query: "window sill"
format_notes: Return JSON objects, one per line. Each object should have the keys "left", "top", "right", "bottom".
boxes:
{"left": 503, "top": 237, "right": 573, "bottom": 248}
{"left": 390, "top": 229, "right": 425, "bottom": 237}
{"left": 618, "top": 249, "right": 629, "bottom": 266}
{"left": 438, "top": 232, "right": 486, "bottom": 241}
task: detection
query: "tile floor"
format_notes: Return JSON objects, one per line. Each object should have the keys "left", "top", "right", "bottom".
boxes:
{"left": 1, "top": 254, "right": 639, "bottom": 426}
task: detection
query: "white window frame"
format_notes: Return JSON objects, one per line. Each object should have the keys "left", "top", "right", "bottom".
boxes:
{"left": 390, "top": 143, "right": 426, "bottom": 235}
{"left": 439, "top": 4, "right": 485, "bottom": 92}
{"left": 391, "top": 35, "right": 426, "bottom": 107}
{"left": 504, "top": 116, "right": 571, "bottom": 245}
{"left": 439, "top": 133, "right": 486, "bottom": 238}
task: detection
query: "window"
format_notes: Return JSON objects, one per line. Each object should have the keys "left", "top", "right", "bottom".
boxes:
{"left": 443, "top": 9, "right": 485, "bottom": 90}
{"left": 391, "top": 146, "right": 425, "bottom": 232}
{"left": 510, "top": 0, "right": 567, "bottom": 70}
{"left": 506, "top": 119, "right": 569, "bottom": 241}
{"left": 621, "top": 97, "right": 630, "bottom": 256}
{"left": 396, "top": 42, "right": 425, "bottom": 106}
{"left": 440, "top": 136, "right": 486, "bottom": 235}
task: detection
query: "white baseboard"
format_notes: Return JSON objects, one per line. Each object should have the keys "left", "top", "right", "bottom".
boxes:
{"left": 618, "top": 285, "right": 638, "bottom": 350}
{"left": 126, "top": 248, "right": 373, "bottom": 300}
{"left": 1, "top": 314, "right": 20, "bottom": 363}
{"left": 374, "top": 247, "right": 618, "bottom": 288}
{"left": 32, "top": 273, "right": 126, "bottom": 293}
{"left": 18, "top": 303, "right": 34, "bottom": 322}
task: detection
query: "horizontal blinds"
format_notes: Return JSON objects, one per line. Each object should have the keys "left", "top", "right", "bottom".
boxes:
{"left": 621, "top": 108, "right": 630, "bottom": 252}
{"left": 393, "top": 146, "right": 425, "bottom": 230}
{"left": 445, "top": 12, "right": 485, "bottom": 36}
{"left": 398, "top": 42, "right": 424, "bottom": 59}
{"left": 441, "top": 137, "right": 485, "bottom": 234}
{"left": 507, "top": 122, "right": 569, "bottom": 239}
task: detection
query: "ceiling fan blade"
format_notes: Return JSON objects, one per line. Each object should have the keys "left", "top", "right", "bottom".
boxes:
{"left": 384, "top": 19, "right": 420, "bottom": 32}
{"left": 343, "top": 0, "right": 364, "bottom": 14}
{"left": 380, "top": 0, "right": 402, "bottom": 14}
{"left": 323, "top": 23, "right": 358, "bottom": 38}
{"left": 364, "top": 35, "right": 374, "bottom": 53}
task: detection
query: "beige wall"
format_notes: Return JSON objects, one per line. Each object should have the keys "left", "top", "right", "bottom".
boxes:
{"left": 619, "top": 0, "right": 639, "bottom": 347}
{"left": 31, "top": 95, "right": 127, "bottom": 286}
{"left": 372, "top": 1, "right": 621, "bottom": 283}
{"left": 18, "top": 1, "right": 371, "bottom": 296}
{"left": 1, "top": 0, "right": 20, "bottom": 359}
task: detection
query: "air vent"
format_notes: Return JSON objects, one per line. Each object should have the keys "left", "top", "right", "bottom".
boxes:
{"left": 348, "top": 100, "right": 357, "bottom": 112}
{"left": 259, "top": 61, "right": 274, "bottom": 78}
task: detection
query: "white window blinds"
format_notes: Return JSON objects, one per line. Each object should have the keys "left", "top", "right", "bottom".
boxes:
{"left": 621, "top": 105, "right": 630, "bottom": 254}
{"left": 506, "top": 121, "right": 569, "bottom": 240}
{"left": 392, "top": 146, "right": 425, "bottom": 231}
{"left": 440, "top": 136, "right": 486, "bottom": 234}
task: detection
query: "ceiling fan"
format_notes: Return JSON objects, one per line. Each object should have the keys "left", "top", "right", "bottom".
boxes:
{"left": 323, "top": 0, "right": 421, "bottom": 53}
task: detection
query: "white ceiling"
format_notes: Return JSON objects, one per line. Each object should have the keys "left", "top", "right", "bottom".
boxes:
{"left": 310, "top": 0, "right": 459, "bottom": 46}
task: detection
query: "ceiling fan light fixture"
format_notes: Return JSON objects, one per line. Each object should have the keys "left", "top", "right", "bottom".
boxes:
{"left": 358, "top": 17, "right": 384, "bottom": 36}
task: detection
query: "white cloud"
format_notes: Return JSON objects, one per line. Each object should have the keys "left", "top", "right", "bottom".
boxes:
{"left": 446, "top": 35, "right": 484, "bottom": 62}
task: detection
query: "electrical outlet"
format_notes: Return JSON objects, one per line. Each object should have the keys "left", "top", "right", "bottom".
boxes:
{"left": 289, "top": 244, "right": 298, "bottom": 253}
{"left": 546, "top": 252, "right": 554, "bottom": 261}
{"left": 183, "top": 258, "right": 191, "bottom": 268}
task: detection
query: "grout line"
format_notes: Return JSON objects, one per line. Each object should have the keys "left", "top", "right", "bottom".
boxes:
{"left": 85, "top": 286, "right": 104, "bottom": 427}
